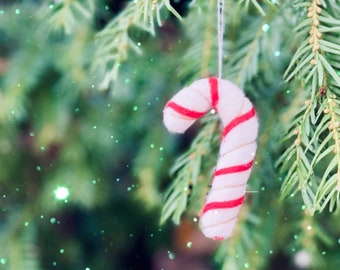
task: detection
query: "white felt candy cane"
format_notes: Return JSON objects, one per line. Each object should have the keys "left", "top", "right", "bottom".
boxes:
{"left": 163, "top": 77, "right": 258, "bottom": 240}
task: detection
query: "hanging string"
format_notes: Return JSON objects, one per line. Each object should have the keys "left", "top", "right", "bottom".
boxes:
{"left": 217, "top": 0, "right": 225, "bottom": 79}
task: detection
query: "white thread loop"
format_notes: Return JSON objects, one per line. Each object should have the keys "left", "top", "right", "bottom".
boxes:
{"left": 217, "top": 0, "right": 225, "bottom": 79}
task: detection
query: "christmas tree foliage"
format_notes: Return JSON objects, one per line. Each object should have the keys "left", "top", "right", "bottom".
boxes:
{"left": 0, "top": 0, "right": 339, "bottom": 269}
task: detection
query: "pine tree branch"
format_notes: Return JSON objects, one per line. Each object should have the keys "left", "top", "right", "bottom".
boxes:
{"left": 47, "top": 0, "right": 95, "bottom": 34}
{"left": 176, "top": 0, "right": 218, "bottom": 80}
{"left": 92, "top": 0, "right": 181, "bottom": 90}
{"left": 200, "top": 0, "right": 216, "bottom": 77}
{"left": 278, "top": 0, "right": 340, "bottom": 213}
{"left": 224, "top": 1, "right": 280, "bottom": 89}
{"left": 241, "top": 0, "right": 266, "bottom": 16}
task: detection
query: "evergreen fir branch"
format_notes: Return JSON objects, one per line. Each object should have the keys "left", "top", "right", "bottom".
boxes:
{"left": 278, "top": 0, "right": 340, "bottom": 213}
{"left": 162, "top": 0, "right": 182, "bottom": 21}
{"left": 47, "top": 0, "right": 95, "bottom": 34}
{"left": 314, "top": 95, "right": 340, "bottom": 211}
{"left": 200, "top": 0, "right": 216, "bottom": 77}
{"left": 93, "top": 0, "right": 181, "bottom": 90}
{"left": 284, "top": 0, "right": 340, "bottom": 85}
{"left": 224, "top": 2, "right": 280, "bottom": 89}
{"left": 0, "top": 3, "right": 94, "bottom": 124}
{"left": 226, "top": 27, "right": 261, "bottom": 88}
{"left": 179, "top": 0, "right": 280, "bottom": 86}
{"left": 240, "top": 0, "right": 266, "bottom": 16}
{"left": 177, "top": 0, "right": 218, "bottom": 80}
{"left": 319, "top": 54, "right": 340, "bottom": 86}
{"left": 278, "top": 84, "right": 339, "bottom": 213}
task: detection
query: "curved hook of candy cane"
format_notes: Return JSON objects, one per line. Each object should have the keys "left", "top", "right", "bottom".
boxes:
{"left": 163, "top": 77, "right": 259, "bottom": 240}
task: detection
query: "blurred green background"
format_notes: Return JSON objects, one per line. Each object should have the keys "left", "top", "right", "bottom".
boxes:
{"left": 0, "top": 1, "right": 220, "bottom": 269}
{"left": 1, "top": 1, "right": 340, "bottom": 270}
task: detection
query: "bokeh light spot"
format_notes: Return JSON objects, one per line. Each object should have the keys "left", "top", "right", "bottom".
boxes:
{"left": 54, "top": 186, "right": 70, "bottom": 200}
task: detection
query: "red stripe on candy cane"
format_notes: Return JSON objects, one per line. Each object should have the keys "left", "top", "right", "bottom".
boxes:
{"left": 202, "top": 196, "right": 245, "bottom": 214}
{"left": 209, "top": 77, "right": 219, "bottom": 111}
{"left": 222, "top": 107, "right": 256, "bottom": 139}
{"left": 214, "top": 160, "right": 254, "bottom": 176}
{"left": 163, "top": 77, "right": 258, "bottom": 240}
{"left": 166, "top": 101, "right": 206, "bottom": 119}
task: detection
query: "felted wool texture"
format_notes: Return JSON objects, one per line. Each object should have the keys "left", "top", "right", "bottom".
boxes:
{"left": 163, "top": 77, "right": 258, "bottom": 240}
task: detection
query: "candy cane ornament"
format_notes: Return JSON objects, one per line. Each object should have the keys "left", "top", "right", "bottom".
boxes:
{"left": 163, "top": 77, "right": 258, "bottom": 240}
